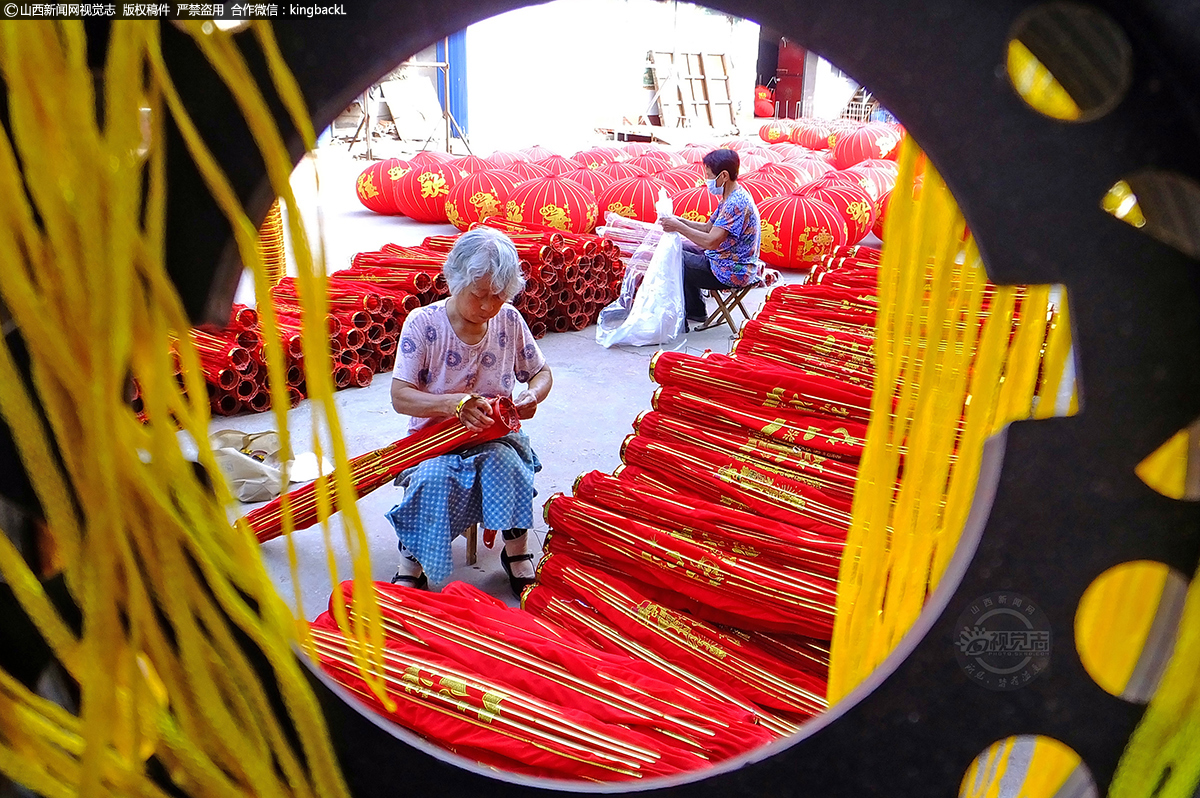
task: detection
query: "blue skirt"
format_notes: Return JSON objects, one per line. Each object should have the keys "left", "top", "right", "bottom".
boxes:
{"left": 385, "top": 431, "right": 541, "bottom": 583}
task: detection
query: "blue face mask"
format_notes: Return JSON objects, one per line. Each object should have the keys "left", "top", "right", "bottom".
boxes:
{"left": 706, "top": 177, "right": 723, "bottom": 196}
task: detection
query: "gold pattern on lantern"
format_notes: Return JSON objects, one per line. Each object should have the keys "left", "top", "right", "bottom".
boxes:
{"left": 681, "top": 210, "right": 706, "bottom": 222}
{"left": 797, "top": 225, "right": 835, "bottom": 258}
{"left": 357, "top": 172, "right": 378, "bottom": 199}
{"left": 827, "top": 133, "right": 837, "bottom": 147}
{"left": 388, "top": 164, "right": 410, "bottom": 181}
{"left": 760, "top": 218, "right": 782, "bottom": 256}
{"left": 539, "top": 204, "right": 571, "bottom": 230}
{"left": 445, "top": 203, "right": 466, "bottom": 230}
{"left": 875, "top": 131, "right": 901, "bottom": 157}
{"left": 505, "top": 199, "right": 523, "bottom": 222}
{"left": 418, "top": 171, "right": 448, "bottom": 198}
{"left": 606, "top": 201, "right": 636, "bottom": 218}
{"left": 847, "top": 201, "right": 871, "bottom": 225}
{"left": 469, "top": 191, "right": 501, "bottom": 218}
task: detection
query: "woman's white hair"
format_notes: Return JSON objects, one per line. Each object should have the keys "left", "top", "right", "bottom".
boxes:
{"left": 442, "top": 227, "right": 524, "bottom": 300}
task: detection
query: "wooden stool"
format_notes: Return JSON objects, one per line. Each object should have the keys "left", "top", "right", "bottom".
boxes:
{"left": 465, "top": 523, "right": 478, "bottom": 565}
{"left": 694, "top": 267, "right": 780, "bottom": 333}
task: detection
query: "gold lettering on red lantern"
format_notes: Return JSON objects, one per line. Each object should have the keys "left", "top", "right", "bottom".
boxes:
{"left": 759, "top": 219, "right": 782, "bottom": 256}
{"left": 357, "top": 172, "right": 378, "bottom": 199}
{"left": 418, "top": 171, "right": 448, "bottom": 198}
{"left": 607, "top": 201, "right": 636, "bottom": 218}
{"left": 470, "top": 191, "right": 500, "bottom": 218}
{"left": 505, "top": 199, "right": 523, "bottom": 222}
{"left": 540, "top": 204, "right": 571, "bottom": 230}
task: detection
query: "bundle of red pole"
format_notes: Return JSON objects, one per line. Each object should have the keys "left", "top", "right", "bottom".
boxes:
{"left": 242, "top": 397, "right": 519, "bottom": 542}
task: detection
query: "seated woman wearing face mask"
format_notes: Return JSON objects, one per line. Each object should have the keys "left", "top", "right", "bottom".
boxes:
{"left": 659, "top": 148, "right": 762, "bottom": 325}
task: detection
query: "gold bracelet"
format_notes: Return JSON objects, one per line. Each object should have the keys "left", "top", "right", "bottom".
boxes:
{"left": 454, "top": 395, "right": 471, "bottom": 418}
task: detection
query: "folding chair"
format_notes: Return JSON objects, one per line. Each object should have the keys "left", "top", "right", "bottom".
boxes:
{"left": 694, "top": 267, "right": 780, "bottom": 333}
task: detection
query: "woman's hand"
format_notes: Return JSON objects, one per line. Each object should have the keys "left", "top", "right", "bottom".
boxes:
{"left": 453, "top": 394, "right": 493, "bottom": 431}
{"left": 659, "top": 214, "right": 683, "bottom": 233}
{"left": 514, "top": 389, "right": 539, "bottom": 420}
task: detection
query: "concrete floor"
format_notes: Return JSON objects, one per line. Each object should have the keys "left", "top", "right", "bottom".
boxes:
{"left": 216, "top": 140, "right": 801, "bottom": 618}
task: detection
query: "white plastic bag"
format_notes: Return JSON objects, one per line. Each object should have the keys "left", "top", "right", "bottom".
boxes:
{"left": 596, "top": 231, "right": 685, "bottom": 348}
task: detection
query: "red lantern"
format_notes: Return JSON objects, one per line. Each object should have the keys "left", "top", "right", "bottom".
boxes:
{"left": 670, "top": 185, "right": 720, "bottom": 224}
{"left": 393, "top": 163, "right": 459, "bottom": 223}
{"left": 380, "top": 158, "right": 414, "bottom": 212}
{"left": 739, "top": 175, "right": 789, "bottom": 204}
{"left": 356, "top": 158, "right": 406, "bottom": 214}
{"left": 520, "top": 144, "right": 557, "bottom": 161}
{"left": 758, "top": 120, "right": 793, "bottom": 144}
{"left": 679, "top": 146, "right": 708, "bottom": 164}
{"left": 749, "top": 162, "right": 810, "bottom": 191}
{"left": 484, "top": 150, "right": 527, "bottom": 168}
{"left": 799, "top": 181, "right": 878, "bottom": 244}
{"left": 787, "top": 157, "right": 836, "bottom": 183}
{"left": 505, "top": 174, "right": 599, "bottom": 233}
{"left": 744, "top": 146, "right": 784, "bottom": 163}
{"left": 535, "top": 154, "right": 578, "bottom": 175}
{"left": 409, "top": 150, "right": 455, "bottom": 167}
{"left": 444, "top": 171, "right": 519, "bottom": 231}
{"left": 486, "top": 168, "right": 527, "bottom": 187}
{"left": 626, "top": 155, "right": 671, "bottom": 174}
{"left": 599, "top": 161, "right": 649, "bottom": 180}
{"left": 832, "top": 123, "right": 903, "bottom": 169}
{"left": 736, "top": 152, "right": 769, "bottom": 174}
{"left": 655, "top": 167, "right": 705, "bottom": 194}
{"left": 770, "top": 141, "right": 805, "bottom": 157}
{"left": 643, "top": 149, "right": 686, "bottom": 168}
{"left": 754, "top": 85, "right": 774, "bottom": 102}
{"left": 570, "top": 149, "right": 613, "bottom": 169}
{"left": 506, "top": 161, "right": 553, "bottom": 182}
{"left": 448, "top": 154, "right": 492, "bottom": 178}
{"left": 621, "top": 142, "right": 656, "bottom": 156}
{"left": 753, "top": 98, "right": 775, "bottom": 117}
{"left": 757, "top": 195, "right": 848, "bottom": 270}
{"left": 872, "top": 189, "right": 891, "bottom": 240}
{"left": 597, "top": 174, "right": 671, "bottom": 223}
{"left": 562, "top": 166, "right": 615, "bottom": 198}
{"left": 790, "top": 121, "right": 832, "bottom": 150}
{"left": 843, "top": 162, "right": 898, "bottom": 206}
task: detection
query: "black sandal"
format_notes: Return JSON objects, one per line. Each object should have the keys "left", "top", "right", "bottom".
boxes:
{"left": 499, "top": 548, "right": 535, "bottom": 599}
{"left": 389, "top": 570, "right": 428, "bottom": 590}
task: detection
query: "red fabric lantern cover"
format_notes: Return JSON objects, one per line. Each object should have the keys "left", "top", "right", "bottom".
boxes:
{"left": 744, "top": 146, "right": 784, "bottom": 163}
{"left": 599, "top": 161, "right": 649, "bottom": 180}
{"left": 597, "top": 174, "right": 672, "bottom": 223}
{"left": 799, "top": 182, "right": 878, "bottom": 244}
{"left": 655, "top": 167, "right": 706, "bottom": 194}
{"left": 788, "top": 157, "right": 836, "bottom": 183}
{"left": 561, "top": 166, "right": 615, "bottom": 198}
{"left": 722, "top": 139, "right": 753, "bottom": 151}
{"left": 485, "top": 168, "right": 527, "bottom": 187}
{"left": 621, "top": 142, "right": 656, "bottom": 156}
{"left": 753, "top": 98, "right": 775, "bottom": 117}
{"left": 449, "top": 154, "right": 492, "bottom": 177}
{"left": 393, "top": 163, "right": 460, "bottom": 223}
{"left": 643, "top": 150, "right": 687, "bottom": 168}
{"left": 770, "top": 142, "right": 805, "bottom": 157}
{"left": 505, "top": 174, "right": 599, "bottom": 233}
{"left": 757, "top": 195, "right": 849, "bottom": 270}
{"left": 758, "top": 121, "right": 793, "bottom": 144}
{"left": 570, "top": 149, "right": 615, "bottom": 169}
{"left": 739, "top": 175, "right": 790, "bottom": 204}
{"left": 790, "top": 121, "right": 832, "bottom": 150}
{"left": 356, "top": 158, "right": 406, "bottom": 214}
{"left": 754, "top": 84, "right": 774, "bottom": 102}
{"left": 534, "top": 154, "right": 578, "bottom": 175}
{"left": 670, "top": 185, "right": 720, "bottom": 223}
{"left": 843, "top": 162, "right": 898, "bottom": 206}
{"left": 519, "top": 144, "right": 557, "bottom": 161}
{"left": 679, "top": 146, "right": 708, "bottom": 164}
{"left": 626, "top": 155, "right": 671, "bottom": 174}
{"left": 872, "top": 189, "right": 891, "bottom": 240}
{"left": 506, "top": 161, "right": 553, "bottom": 182}
{"left": 831, "top": 123, "right": 903, "bottom": 169}
{"left": 444, "top": 170, "right": 519, "bottom": 232}
{"left": 409, "top": 150, "right": 455, "bottom": 167}
{"left": 749, "top": 162, "right": 810, "bottom": 191}
{"left": 736, "top": 152, "right": 769, "bottom": 174}
{"left": 380, "top": 159, "right": 415, "bottom": 214}
{"left": 484, "top": 150, "right": 528, "bottom": 168}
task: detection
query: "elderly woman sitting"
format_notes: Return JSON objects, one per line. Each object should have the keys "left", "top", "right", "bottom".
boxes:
{"left": 387, "top": 227, "right": 553, "bottom": 597}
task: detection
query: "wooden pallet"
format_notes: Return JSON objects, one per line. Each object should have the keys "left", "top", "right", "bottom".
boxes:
{"left": 649, "top": 51, "right": 736, "bottom": 129}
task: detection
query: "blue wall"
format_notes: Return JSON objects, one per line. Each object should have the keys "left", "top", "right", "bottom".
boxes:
{"left": 436, "top": 32, "right": 469, "bottom": 136}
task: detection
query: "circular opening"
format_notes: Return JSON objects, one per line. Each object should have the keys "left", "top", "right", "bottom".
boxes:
{"left": 959, "top": 736, "right": 1096, "bottom": 798}
{"left": 1075, "top": 560, "right": 1189, "bottom": 702}
{"left": 1006, "top": 2, "right": 1133, "bottom": 122}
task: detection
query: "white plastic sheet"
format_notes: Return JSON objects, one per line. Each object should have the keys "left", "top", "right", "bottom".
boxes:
{"left": 595, "top": 231, "right": 685, "bottom": 348}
